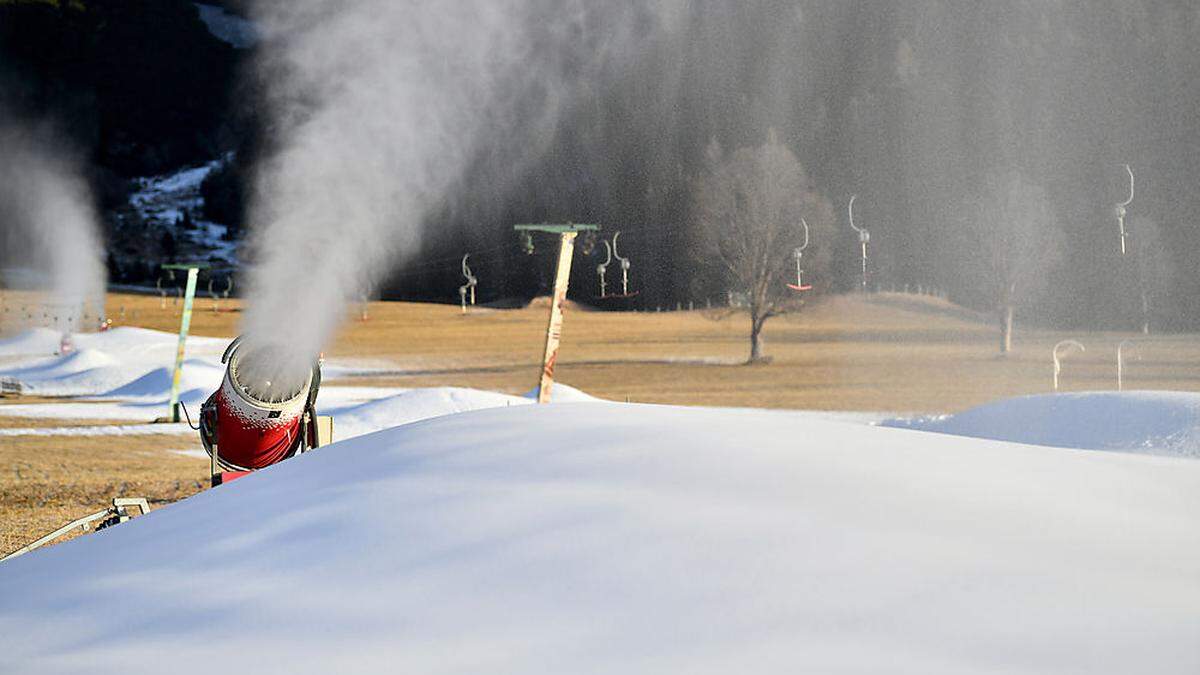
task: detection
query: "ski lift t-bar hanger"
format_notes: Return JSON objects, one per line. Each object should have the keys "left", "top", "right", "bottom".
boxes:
{"left": 513, "top": 223, "right": 600, "bottom": 403}
{"left": 848, "top": 195, "right": 870, "bottom": 292}
{"left": 1115, "top": 164, "right": 1134, "bottom": 256}
{"left": 459, "top": 254, "right": 477, "bottom": 313}
{"left": 788, "top": 218, "right": 812, "bottom": 292}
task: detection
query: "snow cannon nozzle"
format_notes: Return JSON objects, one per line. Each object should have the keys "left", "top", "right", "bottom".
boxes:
{"left": 200, "top": 336, "right": 330, "bottom": 484}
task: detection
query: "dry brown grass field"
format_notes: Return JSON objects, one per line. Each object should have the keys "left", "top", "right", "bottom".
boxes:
{"left": 3, "top": 287, "right": 1200, "bottom": 554}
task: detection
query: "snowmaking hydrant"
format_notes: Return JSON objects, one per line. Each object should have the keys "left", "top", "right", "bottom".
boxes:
{"left": 199, "top": 336, "right": 333, "bottom": 486}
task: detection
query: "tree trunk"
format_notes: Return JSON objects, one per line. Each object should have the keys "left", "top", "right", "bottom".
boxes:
{"left": 749, "top": 316, "right": 764, "bottom": 363}
{"left": 999, "top": 304, "right": 1014, "bottom": 354}
{"left": 1140, "top": 288, "right": 1150, "bottom": 335}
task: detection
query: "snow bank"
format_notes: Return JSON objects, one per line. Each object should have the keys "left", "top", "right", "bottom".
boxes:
{"left": 1, "top": 326, "right": 227, "bottom": 359}
{"left": 0, "top": 348, "right": 116, "bottom": 378}
{"left": 326, "top": 385, "right": 606, "bottom": 439}
{"left": 0, "top": 327, "right": 228, "bottom": 400}
{"left": 521, "top": 382, "right": 598, "bottom": 402}
{"left": 0, "top": 327, "right": 62, "bottom": 356}
{"left": 0, "top": 357, "right": 222, "bottom": 400}
{"left": 1, "top": 403, "right": 1197, "bottom": 674}
{"left": 325, "top": 387, "right": 523, "bottom": 439}
{"left": 101, "top": 359, "right": 224, "bottom": 400}
{"left": 886, "top": 391, "right": 1200, "bottom": 457}
{"left": 78, "top": 326, "right": 226, "bottom": 352}
{"left": 0, "top": 348, "right": 136, "bottom": 397}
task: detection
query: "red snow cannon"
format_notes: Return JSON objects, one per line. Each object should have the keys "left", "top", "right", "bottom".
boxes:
{"left": 199, "top": 337, "right": 332, "bottom": 486}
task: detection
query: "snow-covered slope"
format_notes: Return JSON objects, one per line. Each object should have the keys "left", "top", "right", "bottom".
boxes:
{"left": 886, "top": 391, "right": 1200, "bottom": 457}
{"left": 128, "top": 158, "right": 237, "bottom": 265}
{"left": 1, "top": 403, "right": 1197, "bottom": 674}
{"left": 194, "top": 3, "right": 259, "bottom": 49}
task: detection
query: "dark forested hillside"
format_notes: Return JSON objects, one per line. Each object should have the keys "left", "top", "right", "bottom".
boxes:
{"left": 0, "top": 0, "right": 249, "bottom": 282}
{"left": 0, "top": 0, "right": 241, "bottom": 179}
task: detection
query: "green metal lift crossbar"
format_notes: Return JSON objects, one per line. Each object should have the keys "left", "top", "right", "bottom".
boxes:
{"left": 161, "top": 262, "right": 212, "bottom": 270}
{"left": 513, "top": 223, "right": 600, "bottom": 233}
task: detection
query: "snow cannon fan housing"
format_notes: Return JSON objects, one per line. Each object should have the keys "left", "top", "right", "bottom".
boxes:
{"left": 200, "top": 337, "right": 331, "bottom": 484}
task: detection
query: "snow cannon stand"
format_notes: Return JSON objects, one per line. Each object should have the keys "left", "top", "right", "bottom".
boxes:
{"left": 199, "top": 337, "right": 333, "bottom": 487}
{"left": 1, "top": 498, "right": 151, "bottom": 562}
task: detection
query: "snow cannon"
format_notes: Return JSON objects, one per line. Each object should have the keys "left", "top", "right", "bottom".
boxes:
{"left": 199, "top": 337, "right": 333, "bottom": 486}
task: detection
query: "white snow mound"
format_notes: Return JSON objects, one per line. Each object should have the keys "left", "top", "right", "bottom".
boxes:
{"left": 1, "top": 348, "right": 116, "bottom": 378}
{"left": 101, "top": 359, "right": 225, "bottom": 400}
{"left": 1, "top": 403, "right": 1197, "bottom": 674}
{"left": 0, "top": 327, "right": 63, "bottom": 356}
{"left": 325, "top": 386, "right": 524, "bottom": 439}
{"left": 521, "top": 382, "right": 598, "bottom": 402}
{"left": 886, "top": 391, "right": 1200, "bottom": 457}
{"left": 325, "top": 385, "right": 607, "bottom": 439}
{"left": 0, "top": 327, "right": 230, "bottom": 399}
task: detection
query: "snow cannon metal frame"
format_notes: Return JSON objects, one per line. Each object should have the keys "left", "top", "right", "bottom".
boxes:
{"left": 199, "top": 336, "right": 333, "bottom": 486}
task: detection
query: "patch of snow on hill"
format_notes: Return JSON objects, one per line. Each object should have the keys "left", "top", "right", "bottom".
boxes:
{"left": 129, "top": 158, "right": 237, "bottom": 265}
{"left": 194, "top": 3, "right": 259, "bottom": 49}
{"left": 884, "top": 391, "right": 1200, "bottom": 458}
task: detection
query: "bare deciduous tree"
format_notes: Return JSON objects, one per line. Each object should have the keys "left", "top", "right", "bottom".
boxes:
{"left": 694, "top": 131, "right": 834, "bottom": 362}
{"left": 965, "top": 171, "right": 1064, "bottom": 353}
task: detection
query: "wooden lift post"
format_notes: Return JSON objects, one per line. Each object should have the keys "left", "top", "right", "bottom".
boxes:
{"left": 514, "top": 223, "right": 600, "bottom": 403}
